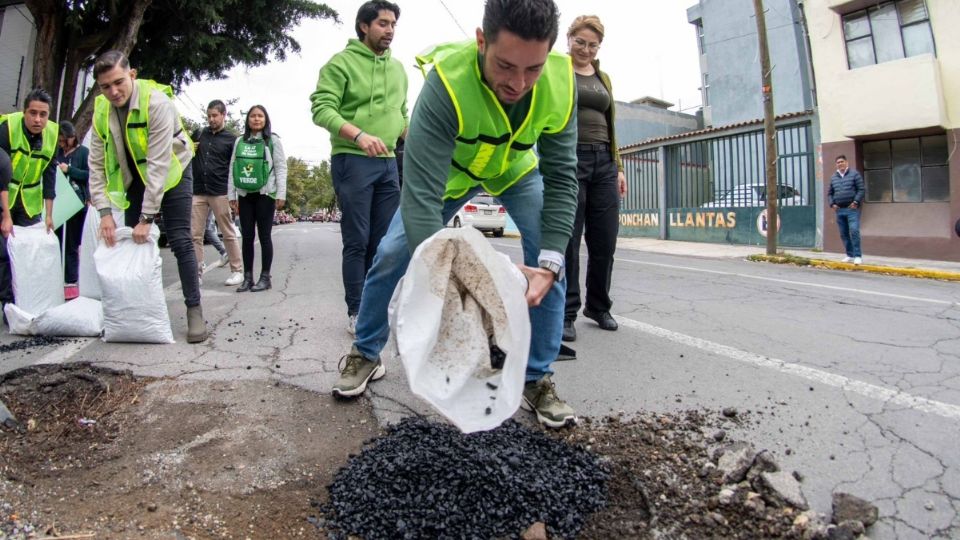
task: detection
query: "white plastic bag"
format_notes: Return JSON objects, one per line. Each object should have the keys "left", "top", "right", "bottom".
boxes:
{"left": 7, "top": 223, "right": 63, "bottom": 316}
{"left": 3, "top": 303, "right": 36, "bottom": 335}
{"left": 389, "top": 227, "right": 530, "bottom": 433}
{"left": 35, "top": 297, "right": 104, "bottom": 336}
{"left": 94, "top": 226, "right": 174, "bottom": 344}
{"left": 78, "top": 208, "right": 102, "bottom": 300}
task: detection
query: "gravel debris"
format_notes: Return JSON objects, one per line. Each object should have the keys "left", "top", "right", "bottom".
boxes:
{"left": 320, "top": 417, "right": 608, "bottom": 540}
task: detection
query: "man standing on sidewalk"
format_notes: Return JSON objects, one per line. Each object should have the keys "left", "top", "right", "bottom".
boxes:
{"left": 331, "top": 0, "right": 580, "bottom": 429}
{"left": 310, "top": 0, "right": 408, "bottom": 335}
{"left": 191, "top": 100, "right": 243, "bottom": 286}
{"left": 0, "top": 89, "right": 58, "bottom": 312}
{"left": 829, "top": 155, "right": 864, "bottom": 265}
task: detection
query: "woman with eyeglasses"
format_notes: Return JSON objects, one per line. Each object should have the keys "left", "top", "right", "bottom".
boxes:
{"left": 562, "top": 15, "right": 626, "bottom": 343}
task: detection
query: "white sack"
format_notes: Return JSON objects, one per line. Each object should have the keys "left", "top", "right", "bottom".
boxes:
{"left": 94, "top": 226, "right": 174, "bottom": 344}
{"left": 78, "top": 208, "right": 102, "bottom": 300}
{"left": 8, "top": 223, "right": 63, "bottom": 316}
{"left": 3, "top": 302, "right": 36, "bottom": 335}
{"left": 389, "top": 227, "right": 530, "bottom": 433}
{"left": 34, "top": 297, "right": 104, "bottom": 337}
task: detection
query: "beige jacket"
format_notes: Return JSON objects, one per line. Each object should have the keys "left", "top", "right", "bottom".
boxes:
{"left": 89, "top": 79, "right": 193, "bottom": 216}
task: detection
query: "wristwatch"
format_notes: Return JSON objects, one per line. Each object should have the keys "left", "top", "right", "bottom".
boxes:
{"left": 139, "top": 213, "right": 156, "bottom": 224}
{"left": 539, "top": 260, "right": 564, "bottom": 282}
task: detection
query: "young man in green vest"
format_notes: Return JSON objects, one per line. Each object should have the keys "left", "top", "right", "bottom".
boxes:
{"left": 333, "top": 0, "right": 580, "bottom": 428}
{"left": 0, "top": 89, "right": 59, "bottom": 313}
{"left": 87, "top": 50, "right": 207, "bottom": 343}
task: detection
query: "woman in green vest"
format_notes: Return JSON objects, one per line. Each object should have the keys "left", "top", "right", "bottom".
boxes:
{"left": 561, "top": 15, "right": 626, "bottom": 342}
{"left": 228, "top": 105, "right": 287, "bottom": 293}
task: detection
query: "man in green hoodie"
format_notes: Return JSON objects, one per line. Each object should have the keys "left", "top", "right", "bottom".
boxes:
{"left": 310, "top": 0, "right": 409, "bottom": 336}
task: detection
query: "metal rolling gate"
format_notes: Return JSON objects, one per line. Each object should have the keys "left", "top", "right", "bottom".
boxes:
{"left": 620, "top": 120, "right": 816, "bottom": 247}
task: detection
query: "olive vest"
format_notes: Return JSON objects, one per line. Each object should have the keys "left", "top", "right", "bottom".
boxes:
{"left": 1, "top": 112, "right": 59, "bottom": 217}
{"left": 92, "top": 79, "right": 188, "bottom": 209}
{"left": 415, "top": 41, "right": 575, "bottom": 199}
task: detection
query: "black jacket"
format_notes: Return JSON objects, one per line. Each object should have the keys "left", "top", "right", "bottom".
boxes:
{"left": 192, "top": 127, "right": 238, "bottom": 196}
{"left": 828, "top": 168, "right": 864, "bottom": 208}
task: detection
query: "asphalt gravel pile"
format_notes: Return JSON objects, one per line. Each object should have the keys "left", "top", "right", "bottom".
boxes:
{"left": 0, "top": 336, "right": 65, "bottom": 354}
{"left": 319, "top": 417, "right": 609, "bottom": 540}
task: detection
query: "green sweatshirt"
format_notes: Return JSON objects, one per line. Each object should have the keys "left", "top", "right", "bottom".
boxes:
{"left": 310, "top": 39, "right": 409, "bottom": 157}
{"left": 401, "top": 68, "right": 579, "bottom": 255}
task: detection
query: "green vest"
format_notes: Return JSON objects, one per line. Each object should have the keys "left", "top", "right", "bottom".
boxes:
{"left": 1, "top": 112, "right": 59, "bottom": 217}
{"left": 415, "top": 41, "right": 574, "bottom": 199}
{"left": 232, "top": 137, "right": 273, "bottom": 192}
{"left": 92, "top": 79, "right": 188, "bottom": 209}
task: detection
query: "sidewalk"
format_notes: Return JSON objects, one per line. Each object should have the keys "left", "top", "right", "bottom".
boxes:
{"left": 615, "top": 237, "right": 960, "bottom": 280}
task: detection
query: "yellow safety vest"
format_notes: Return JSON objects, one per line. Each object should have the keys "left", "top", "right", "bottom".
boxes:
{"left": 415, "top": 40, "right": 574, "bottom": 199}
{"left": 92, "top": 79, "right": 189, "bottom": 209}
{"left": 1, "top": 112, "right": 58, "bottom": 217}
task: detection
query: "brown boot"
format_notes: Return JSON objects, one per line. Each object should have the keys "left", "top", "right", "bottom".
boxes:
{"left": 186, "top": 305, "right": 208, "bottom": 343}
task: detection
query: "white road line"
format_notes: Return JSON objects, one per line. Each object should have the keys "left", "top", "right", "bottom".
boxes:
{"left": 617, "top": 315, "right": 960, "bottom": 421}
{"left": 489, "top": 241, "right": 953, "bottom": 306}
{"left": 617, "top": 258, "right": 955, "bottom": 306}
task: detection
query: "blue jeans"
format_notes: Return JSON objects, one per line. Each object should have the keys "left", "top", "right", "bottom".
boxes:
{"left": 353, "top": 170, "right": 564, "bottom": 382}
{"left": 332, "top": 154, "right": 400, "bottom": 316}
{"left": 836, "top": 207, "right": 862, "bottom": 258}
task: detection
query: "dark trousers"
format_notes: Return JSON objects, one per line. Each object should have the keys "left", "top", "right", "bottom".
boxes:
{"left": 564, "top": 146, "right": 620, "bottom": 321}
{"left": 0, "top": 200, "right": 42, "bottom": 305}
{"left": 56, "top": 205, "right": 88, "bottom": 284}
{"left": 331, "top": 154, "right": 400, "bottom": 316}
{"left": 238, "top": 192, "right": 275, "bottom": 275}
{"left": 124, "top": 168, "right": 201, "bottom": 308}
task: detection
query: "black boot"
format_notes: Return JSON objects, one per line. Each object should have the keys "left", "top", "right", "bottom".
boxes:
{"left": 236, "top": 272, "right": 254, "bottom": 292}
{"left": 250, "top": 273, "right": 272, "bottom": 292}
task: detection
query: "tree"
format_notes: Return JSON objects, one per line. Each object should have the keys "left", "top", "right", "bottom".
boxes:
{"left": 26, "top": 0, "right": 337, "bottom": 139}
{"left": 284, "top": 157, "right": 334, "bottom": 216}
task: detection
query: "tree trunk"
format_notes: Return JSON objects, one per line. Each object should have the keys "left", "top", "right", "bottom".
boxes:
{"left": 58, "top": 48, "right": 85, "bottom": 123}
{"left": 25, "top": 0, "right": 67, "bottom": 113}
{"left": 71, "top": 0, "right": 154, "bottom": 141}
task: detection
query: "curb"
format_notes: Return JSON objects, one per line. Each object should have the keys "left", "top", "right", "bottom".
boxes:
{"left": 748, "top": 254, "right": 960, "bottom": 282}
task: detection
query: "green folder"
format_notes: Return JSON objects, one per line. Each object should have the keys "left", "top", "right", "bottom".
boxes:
{"left": 42, "top": 168, "right": 85, "bottom": 229}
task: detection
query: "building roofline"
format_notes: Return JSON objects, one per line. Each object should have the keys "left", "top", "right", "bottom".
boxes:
{"left": 619, "top": 110, "right": 814, "bottom": 152}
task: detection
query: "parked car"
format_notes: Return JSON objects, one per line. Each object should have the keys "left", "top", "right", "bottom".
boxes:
{"left": 701, "top": 183, "right": 805, "bottom": 208}
{"left": 447, "top": 193, "right": 506, "bottom": 237}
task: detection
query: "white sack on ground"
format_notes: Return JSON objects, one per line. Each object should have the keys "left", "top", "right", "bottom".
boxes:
{"left": 389, "top": 226, "right": 530, "bottom": 433}
{"left": 34, "top": 297, "right": 104, "bottom": 337}
{"left": 8, "top": 223, "right": 63, "bottom": 316}
{"left": 78, "top": 208, "right": 102, "bottom": 300}
{"left": 3, "top": 303, "right": 36, "bottom": 335}
{"left": 94, "top": 226, "right": 174, "bottom": 344}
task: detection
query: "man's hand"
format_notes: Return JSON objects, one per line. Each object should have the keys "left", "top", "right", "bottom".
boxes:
{"left": 1, "top": 214, "right": 12, "bottom": 239}
{"left": 517, "top": 264, "right": 556, "bottom": 307}
{"left": 132, "top": 221, "right": 152, "bottom": 244}
{"left": 229, "top": 200, "right": 239, "bottom": 215}
{"left": 618, "top": 171, "right": 627, "bottom": 198}
{"left": 356, "top": 133, "right": 389, "bottom": 157}
{"left": 44, "top": 213, "right": 54, "bottom": 233}
{"left": 850, "top": 201, "right": 859, "bottom": 210}
{"left": 275, "top": 199, "right": 285, "bottom": 210}
{"left": 99, "top": 214, "right": 117, "bottom": 247}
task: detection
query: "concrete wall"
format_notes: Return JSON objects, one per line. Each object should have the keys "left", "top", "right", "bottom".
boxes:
{"left": 614, "top": 101, "right": 700, "bottom": 148}
{"left": 688, "top": 0, "right": 813, "bottom": 126}
{"left": 0, "top": 4, "right": 35, "bottom": 113}
{"left": 809, "top": 0, "right": 960, "bottom": 260}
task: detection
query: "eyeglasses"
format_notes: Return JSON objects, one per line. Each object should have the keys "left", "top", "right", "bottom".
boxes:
{"left": 572, "top": 37, "right": 600, "bottom": 51}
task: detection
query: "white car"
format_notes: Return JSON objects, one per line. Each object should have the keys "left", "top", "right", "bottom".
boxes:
{"left": 447, "top": 193, "right": 506, "bottom": 237}
{"left": 701, "top": 183, "right": 806, "bottom": 208}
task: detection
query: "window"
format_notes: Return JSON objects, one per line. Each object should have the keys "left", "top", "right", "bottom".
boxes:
{"left": 842, "top": 0, "right": 935, "bottom": 69}
{"left": 701, "top": 74, "right": 710, "bottom": 107}
{"left": 862, "top": 135, "right": 948, "bottom": 203}
{"left": 694, "top": 21, "right": 706, "bottom": 54}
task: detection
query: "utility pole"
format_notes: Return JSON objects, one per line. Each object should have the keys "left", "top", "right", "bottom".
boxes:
{"left": 753, "top": 0, "right": 779, "bottom": 254}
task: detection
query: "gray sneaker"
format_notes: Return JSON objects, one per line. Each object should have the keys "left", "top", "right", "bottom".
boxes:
{"left": 521, "top": 375, "right": 577, "bottom": 428}
{"left": 333, "top": 346, "right": 385, "bottom": 398}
